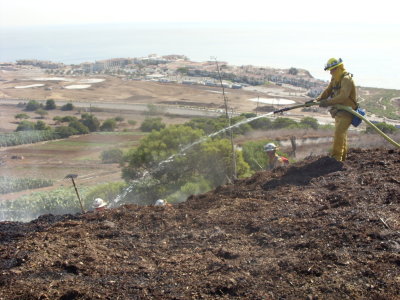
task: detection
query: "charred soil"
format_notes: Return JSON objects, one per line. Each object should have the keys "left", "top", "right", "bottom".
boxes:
{"left": 0, "top": 148, "right": 399, "bottom": 299}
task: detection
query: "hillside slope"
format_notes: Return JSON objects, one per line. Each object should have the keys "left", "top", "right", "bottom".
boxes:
{"left": 0, "top": 148, "right": 399, "bottom": 299}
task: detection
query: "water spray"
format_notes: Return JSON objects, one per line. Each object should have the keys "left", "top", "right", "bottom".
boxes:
{"left": 114, "top": 101, "right": 399, "bottom": 205}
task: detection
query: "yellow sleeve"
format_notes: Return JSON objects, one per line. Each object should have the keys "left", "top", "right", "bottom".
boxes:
{"left": 316, "top": 80, "right": 334, "bottom": 101}
{"left": 326, "top": 77, "right": 353, "bottom": 105}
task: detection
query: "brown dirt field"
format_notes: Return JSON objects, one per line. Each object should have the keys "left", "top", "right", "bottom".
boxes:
{"left": 0, "top": 148, "right": 399, "bottom": 299}
{"left": 0, "top": 68, "right": 306, "bottom": 113}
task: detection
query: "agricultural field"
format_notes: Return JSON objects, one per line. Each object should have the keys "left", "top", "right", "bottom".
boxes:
{"left": 0, "top": 131, "right": 145, "bottom": 201}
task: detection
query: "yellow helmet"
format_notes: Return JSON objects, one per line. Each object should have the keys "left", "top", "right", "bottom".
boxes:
{"left": 324, "top": 58, "right": 343, "bottom": 71}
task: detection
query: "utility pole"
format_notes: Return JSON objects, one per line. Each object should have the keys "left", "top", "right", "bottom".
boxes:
{"left": 212, "top": 57, "right": 237, "bottom": 180}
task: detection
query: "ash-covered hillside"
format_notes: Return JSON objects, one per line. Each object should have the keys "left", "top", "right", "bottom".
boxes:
{"left": 0, "top": 148, "right": 399, "bottom": 300}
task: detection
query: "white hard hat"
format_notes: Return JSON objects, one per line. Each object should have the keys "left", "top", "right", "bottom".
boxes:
{"left": 263, "top": 143, "right": 277, "bottom": 152}
{"left": 154, "top": 199, "right": 166, "bottom": 206}
{"left": 93, "top": 198, "right": 107, "bottom": 208}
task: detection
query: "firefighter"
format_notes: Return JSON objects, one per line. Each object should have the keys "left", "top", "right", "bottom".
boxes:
{"left": 93, "top": 198, "right": 107, "bottom": 211}
{"left": 315, "top": 58, "right": 357, "bottom": 161}
{"left": 264, "top": 143, "right": 289, "bottom": 170}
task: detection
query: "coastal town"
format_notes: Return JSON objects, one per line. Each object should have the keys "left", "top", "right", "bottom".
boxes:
{"left": 1, "top": 54, "right": 325, "bottom": 96}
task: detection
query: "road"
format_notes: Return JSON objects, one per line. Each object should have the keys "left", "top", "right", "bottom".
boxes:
{"left": 0, "top": 98, "right": 223, "bottom": 118}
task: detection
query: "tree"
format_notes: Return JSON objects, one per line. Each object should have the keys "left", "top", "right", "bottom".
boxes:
{"left": 248, "top": 117, "right": 272, "bottom": 130}
{"left": 80, "top": 114, "right": 100, "bottom": 132}
{"left": 288, "top": 67, "right": 299, "bottom": 75}
{"left": 146, "top": 104, "right": 164, "bottom": 116}
{"left": 61, "top": 116, "right": 78, "bottom": 123}
{"left": 68, "top": 120, "right": 89, "bottom": 134}
{"left": 61, "top": 103, "right": 74, "bottom": 111}
{"left": 140, "top": 117, "right": 166, "bottom": 132}
{"left": 55, "top": 126, "right": 77, "bottom": 138}
{"left": 272, "top": 117, "right": 299, "bottom": 129}
{"left": 34, "top": 120, "right": 50, "bottom": 131}
{"left": 25, "top": 100, "right": 41, "bottom": 111}
{"left": 121, "top": 125, "right": 250, "bottom": 205}
{"left": 45, "top": 99, "right": 56, "bottom": 110}
{"left": 100, "top": 119, "right": 117, "bottom": 131}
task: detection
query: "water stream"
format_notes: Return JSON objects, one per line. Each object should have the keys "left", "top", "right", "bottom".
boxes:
{"left": 112, "top": 111, "right": 276, "bottom": 206}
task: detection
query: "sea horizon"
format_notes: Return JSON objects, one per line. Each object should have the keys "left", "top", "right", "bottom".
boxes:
{"left": 1, "top": 22, "right": 399, "bottom": 90}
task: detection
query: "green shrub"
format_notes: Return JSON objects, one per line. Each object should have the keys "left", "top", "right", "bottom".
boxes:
{"left": 140, "top": 117, "right": 166, "bottom": 132}
{"left": 25, "top": 100, "right": 41, "bottom": 111}
{"left": 128, "top": 120, "right": 137, "bottom": 126}
{"left": 61, "top": 116, "right": 78, "bottom": 123}
{"left": 101, "top": 148, "right": 123, "bottom": 163}
{"left": 45, "top": 99, "right": 56, "bottom": 110}
{"left": 61, "top": 103, "right": 74, "bottom": 111}
{"left": 68, "top": 120, "right": 89, "bottom": 134}
{"left": 55, "top": 126, "right": 77, "bottom": 138}
{"left": 100, "top": 119, "right": 117, "bottom": 131}
{"left": 300, "top": 117, "right": 319, "bottom": 129}
{"left": 81, "top": 114, "right": 100, "bottom": 132}
{"left": 16, "top": 120, "right": 35, "bottom": 131}
{"left": 34, "top": 120, "right": 50, "bottom": 131}
{"left": 15, "top": 113, "right": 30, "bottom": 120}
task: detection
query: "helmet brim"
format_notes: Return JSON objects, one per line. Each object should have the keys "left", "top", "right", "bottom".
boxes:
{"left": 324, "top": 61, "right": 343, "bottom": 71}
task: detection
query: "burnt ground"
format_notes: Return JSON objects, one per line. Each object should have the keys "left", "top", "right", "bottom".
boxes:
{"left": 0, "top": 148, "right": 399, "bottom": 300}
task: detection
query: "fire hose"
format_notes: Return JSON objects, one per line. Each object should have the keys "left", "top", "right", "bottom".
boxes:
{"left": 273, "top": 102, "right": 400, "bottom": 149}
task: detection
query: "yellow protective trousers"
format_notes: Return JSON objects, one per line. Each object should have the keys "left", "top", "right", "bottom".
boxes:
{"left": 332, "top": 114, "right": 352, "bottom": 161}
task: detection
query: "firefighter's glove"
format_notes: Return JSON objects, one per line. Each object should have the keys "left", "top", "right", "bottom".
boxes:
{"left": 319, "top": 100, "right": 329, "bottom": 107}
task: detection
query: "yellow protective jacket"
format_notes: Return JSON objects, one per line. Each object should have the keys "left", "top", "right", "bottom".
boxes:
{"left": 317, "top": 72, "right": 357, "bottom": 110}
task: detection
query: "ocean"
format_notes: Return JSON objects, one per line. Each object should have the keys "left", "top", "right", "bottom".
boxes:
{"left": 1, "top": 22, "right": 399, "bottom": 90}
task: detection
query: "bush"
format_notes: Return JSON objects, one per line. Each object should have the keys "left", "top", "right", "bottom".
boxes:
{"left": 68, "top": 120, "right": 89, "bottom": 134}
{"left": 81, "top": 114, "right": 100, "bottom": 132}
{"left": 25, "top": 100, "right": 41, "bottom": 111}
{"left": 140, "top": 117, "right": 166, "bottom": 132}
{"left": 128, "top": 120, "right": 137, "bottom": 126}
{"left": 300, "top": 117, "right": 319, "bottom": 129}
{"left": 61, "top": 116, "right": 78, "bottom": 123}
{"left": 248, "top": 117, "right": 272, "bottom": 130}
{"left": 61, "top": 103, "right": 74, "bottom": 111}
{"left": 55, "top": 126, "right": 77, "bottom": 138}
{"left": 34, "top": 120, "right": 50, "bottom": 131}
{"left": 45, "top": 99, "right": 56, "bottom": 110}
{"left": 100, "top": 119, "right": 117, "bottom": 131}
{"left": 15, "top": 113, "right": 30, "bottom": 120}
{"left": 101, "top": 148, "right": 123, "bottom": 164}
{"left": 272, "top": 117, "right": 299, "bottom": 129}
{"left": 16, "top": 120, "right": 35, "bottom": 131}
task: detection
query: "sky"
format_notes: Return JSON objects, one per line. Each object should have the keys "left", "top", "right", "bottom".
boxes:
{"left": 1, "top": 0, "right": 400, "bottom": 27}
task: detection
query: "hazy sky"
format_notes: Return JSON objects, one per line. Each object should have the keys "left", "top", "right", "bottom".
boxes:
{"left": 1, "top": 0, "right": 400, "bottom": 27}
